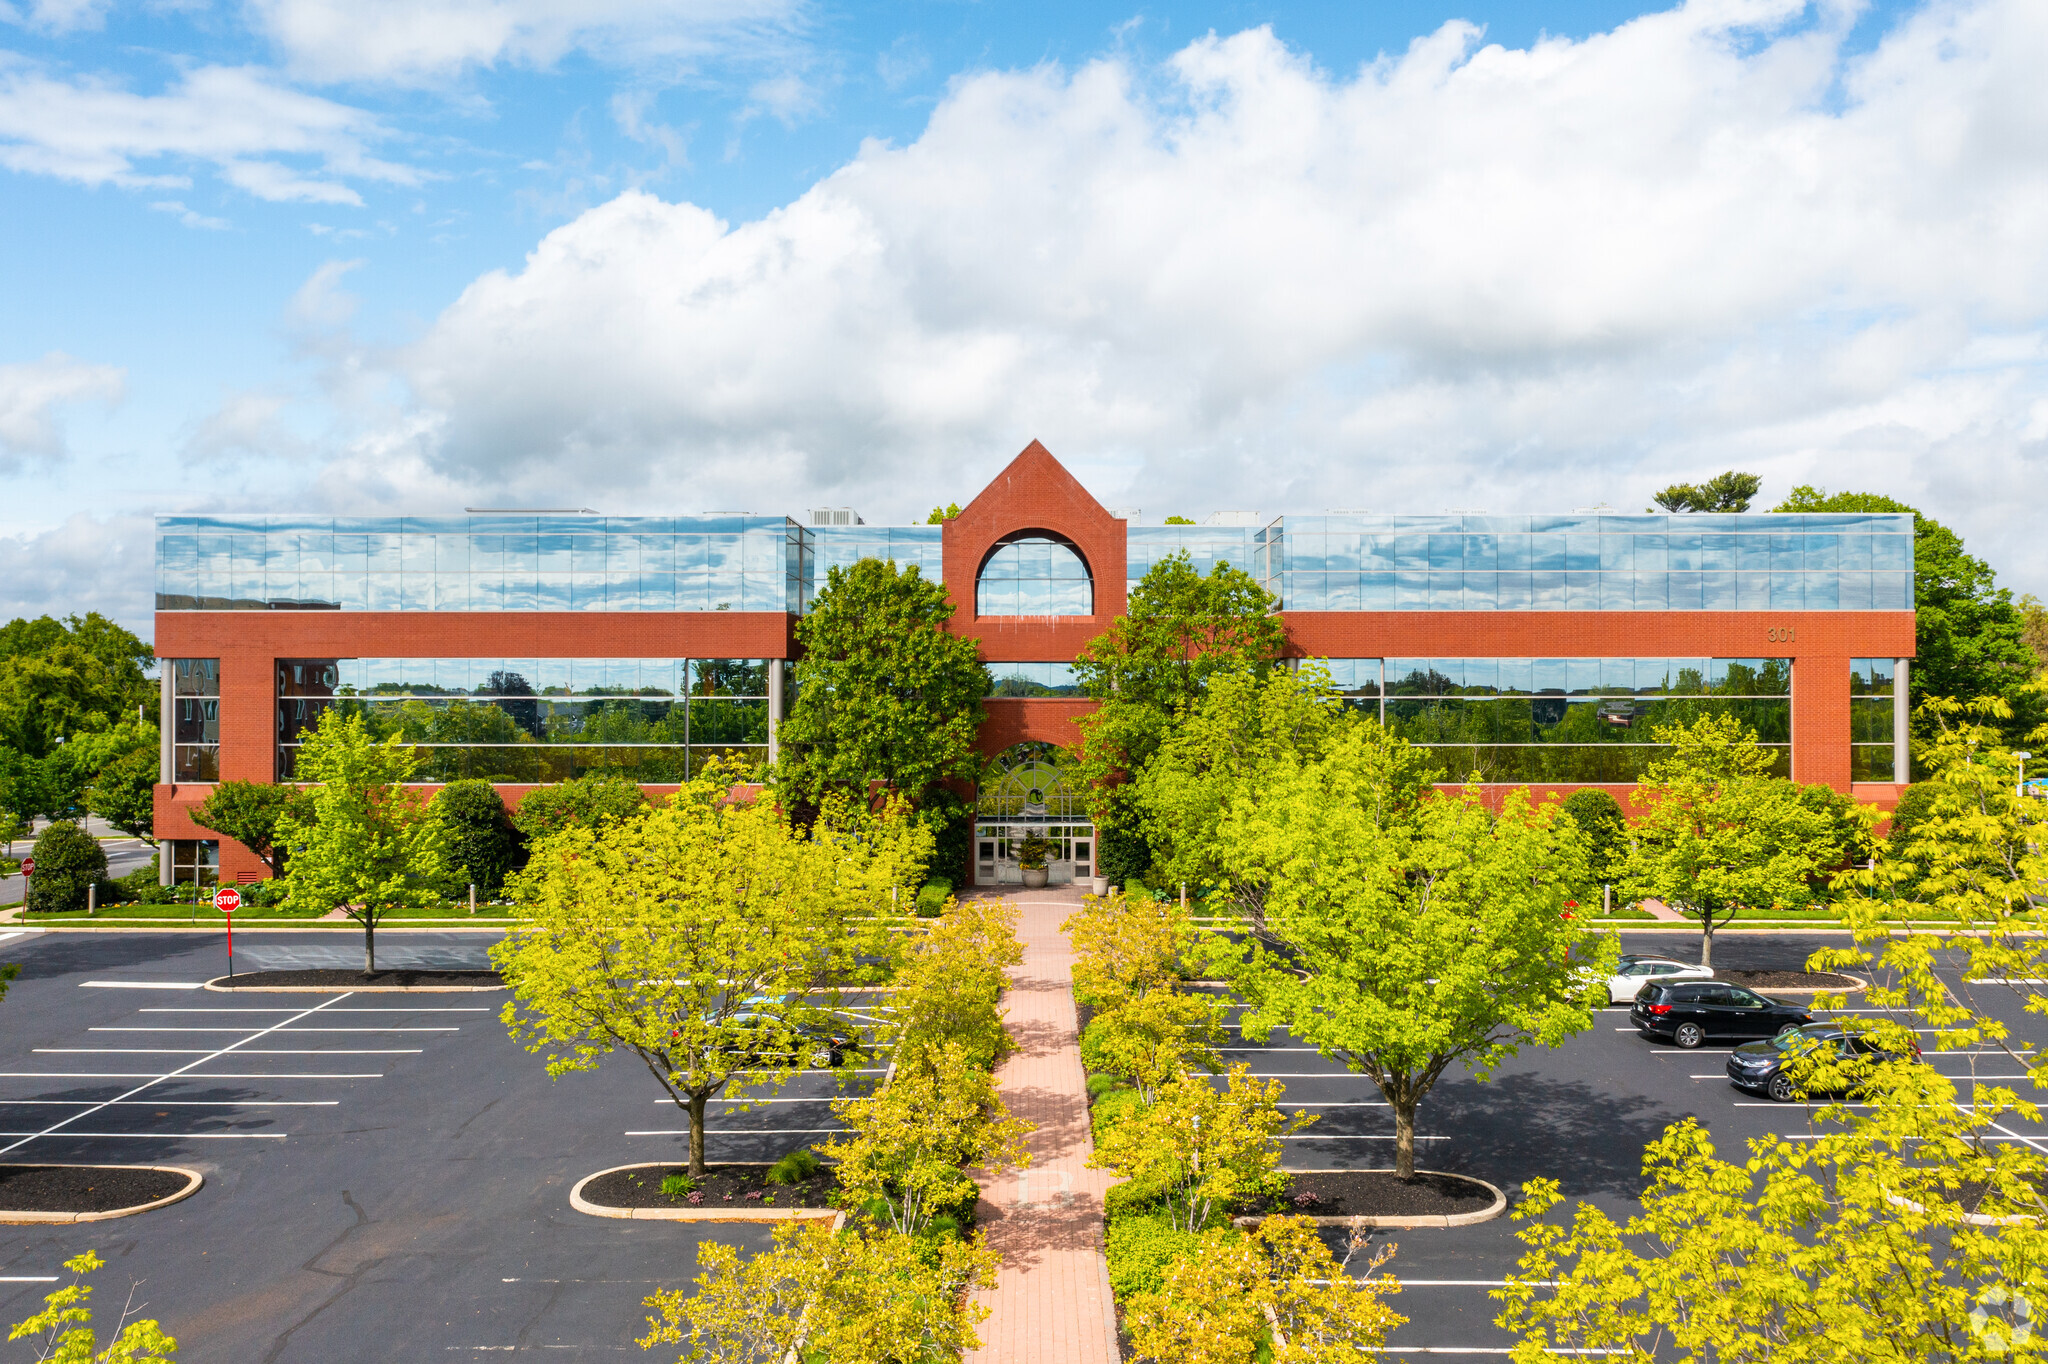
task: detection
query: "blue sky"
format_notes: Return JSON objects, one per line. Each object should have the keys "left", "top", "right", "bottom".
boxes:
{"left": 1, "top": 0, "right": 2041, "bottom": 631}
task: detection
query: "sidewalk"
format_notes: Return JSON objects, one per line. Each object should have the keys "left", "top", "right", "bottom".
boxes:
{"left": 965, "top": 888, "right": 1120, "bottom": 1363}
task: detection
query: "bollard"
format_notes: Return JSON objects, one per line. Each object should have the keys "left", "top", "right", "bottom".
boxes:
{"left": 87, "top": 883, "right": 95, "bottom": 917}
{"left": 1603, "top": 883, "right": 1612, "bottom": 915}
{"left": 469, "top": 882, "right": 477, "bottom": 916}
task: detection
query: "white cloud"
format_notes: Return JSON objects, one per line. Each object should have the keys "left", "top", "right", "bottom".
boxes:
{"left": 0, "top": 61, "right": 420, "bottom": 203}
{"left": 0, "top": 353, "right": 124, "bottom": 468}
{"left": 0, "top": 513, "right": 155, "bottom": 632}
{"left": 245, "top": 0, "right": 808, "bottom": 86}
{"left": 148, "top": 198, "right": 230, "bottom": 230}
{"left": 0, "top": 0, "right": 112, "bottom": 35}
{"left": 365, "top": 0, "right": 2048, "bottom": 592}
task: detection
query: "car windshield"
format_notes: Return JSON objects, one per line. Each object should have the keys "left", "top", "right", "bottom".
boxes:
{"left": 1772, "top": 1026, "right": 1843, "bottom": 1051}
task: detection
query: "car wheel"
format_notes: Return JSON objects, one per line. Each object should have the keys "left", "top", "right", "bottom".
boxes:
{"left": 1767, "top": 1073, "right": 1797, "bottom": 1103}
{"left": 1775, "top": 1022, "right": 1802, "bottom": 1038}
{"left": 807, "top": 1045, "right": 836, "bottom": 1069}
{"left": 1674, "top": 1022, "right": 1706, "bottom": 1049}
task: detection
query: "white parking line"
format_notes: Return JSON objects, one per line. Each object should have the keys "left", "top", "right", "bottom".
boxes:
{"left": 0, "top": 1100, "right": 338, "bottom": 1107}
{"left": 89, "top": 1026, "right": 459, "bottom": 1033}
{"left": 81, "top": 982, "right": 203, "bottom": 990}
{"left": 0, "top": 1131, "right": 287, "bottom": 1140}
{"left": 1281, "top": 1134, "right": 1449, "bottom": 1141}
{"left": 140, "top": 1007, "right": 491, "bottom": 1014}
{"left": 0, "top": 1071, "right": 382, "bottom": 1080}
{"left": 36, "top": 1049, "right": 421, "bottom": 1056}
{"left": 626, "top": 1128, "right": 849, "bottom": 1136}
{"left": 0, "top": 1277, "right": 57, "bottom": 1283}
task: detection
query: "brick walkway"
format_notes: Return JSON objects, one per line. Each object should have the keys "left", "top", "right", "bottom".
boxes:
{"left": 965, "top": 888, "right": 1120, "bottom": 1363}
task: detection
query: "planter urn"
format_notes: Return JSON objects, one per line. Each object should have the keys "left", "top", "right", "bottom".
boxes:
{"left": 1021, "top": 866, "right": 1049, "bottom": 889}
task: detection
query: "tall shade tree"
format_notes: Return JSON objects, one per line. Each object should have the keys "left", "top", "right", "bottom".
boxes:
{"left": 277, "top": 711, "right": 451, "bottom": 971}
{"left": 192, "top": 781, "right": 315, "bottom": 878}
{"left": 1620, "top": 713, "right": 1847, "bottom": 967}
{"left": 1208, "top": 723, "right": 1611, "bottom": 1179}
{"left": 1650, "top": 471, "right": 1761, "bottom": 513}
{"left": 493, "top": 780, "right": 916, "bottom": 1176}
{"left": 1075, "top": 551, "right": 1287, "bottom": 871}
{"left": 0, "top": 614, "right": 155, "bottom": 761}
{"left": 84, "top": 746, "right": 159, "bottom": 844}
{"left": 1776, "top": 487, "right": 2043, "bottom": 753}
{"left": 774, "top": 557, "right": 987, "bottom": 873}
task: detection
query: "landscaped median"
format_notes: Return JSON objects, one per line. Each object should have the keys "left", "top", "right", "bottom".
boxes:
{"left": 0, "top": 1164, "right": 203, "bottom": 1224}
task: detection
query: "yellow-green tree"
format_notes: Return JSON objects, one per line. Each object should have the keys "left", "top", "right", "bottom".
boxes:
{"left": 1127, "top": 1217, "right": 1404, "bottom": 1364}
{"left": 278, "top": 708, "right": 451, "bottom": 971}
{"left": 1495, "top": 1067, "right": 2048, "bottom": 1363}
{"left": 1208, "top": 722, "right": 1610, "bottom": 1179}
{"left": 8, "top": 1250, "right": 177, "bottom": 1363}
{"left": 1621, "top": 712, "right": 1850, "bottom": 966}
{"left": 888, "top": 893, "right": 1022, "bottom": 1072}
{"left": 1091, "top": 1064, "right": 1309, "bottom": 1232}
{"left": 819, "top": 1037, "right": 1031, "bottom": 1238}
{"left": 1067, "top": 887, "right": 1223, "bottom": 1099}
{"left": 493, "top": 778, "right": 909, "bottom": 1176}
{"left": 641, "top": 1218, "right": 998, "bottom": 1363}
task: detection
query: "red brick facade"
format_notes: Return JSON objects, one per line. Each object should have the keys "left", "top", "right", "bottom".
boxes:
{"left": 152, "top": 439, "right": 1915, "bottom": 884}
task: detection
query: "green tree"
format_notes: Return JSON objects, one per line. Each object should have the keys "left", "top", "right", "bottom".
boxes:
{"left": 1090, "top": 1065, "right": 1308, "bottom": 1232}
{"left": 1075, "top": 551, "right": 1287, "bottom": 860}
{"left": 1649, "top": 470, "right": 1762, "bottom": 513}
{"left": 925, "top": 502, "right": 961, "bottom": 523}
{"left": 277, "top": 710, "right": 450, "bottom": 971}
{"left": 774, "top": 557, "right": 987, "bottom": 865}
{"left": 493, "top": 780, "right": 910, "bottom": 1176}
{"left": 25, "top": 821, "right": 107, "bottom": 914}
{"left": 640, "top": 1219, "right": 998, "bottom": 1363}
{"left": 1777, "top": 487, "right": 2043, "bottom": 753}
{"left": 506, "top": 773, "right": 646, "bottom": 844}
{"left": 819, "top": 1038, "right": 1032, "bottom": 1239}
{"left": 1560, "top": 788, "right": 1628, "bottom": 889}
{"left": 1621, "top": 714, "right": 1848, "bottom": 966}
{"left": 0, "top": 618, "right": 154, "bottom": 762}
{"left": 1067, "top": 887, "right": 1223, "bottom": 1100}
{"left": 2021, "top": 593, "right": 2048, "bottom": 671}
{"left": 429, "top": 780, "right": 520, "bottom": 898}
{"left": 190, "top": 781, "right": 313, "bottom": 878}
{"left": 889, "top": 894, "right": 1022, "bottom": 1072}
{"left": 1207, "top": 723, "right": 1610, "bottom": 1178}
{"left": 85, "top": 747, "right": 159, "bottom": 844}
{"left": 1164, "top": 515, "right": 1197, "bottom": 525}
{"left": 6, "top": 1250, "right": 177, "bottom": 1363}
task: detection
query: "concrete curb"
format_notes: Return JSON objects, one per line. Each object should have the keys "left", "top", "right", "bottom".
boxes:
{"left": 1231, "top": 1170, "right": 1508, "bottom": 1230}
{"left": 568, "top": 1164, "right": 845, "bottom": 1226}
{"left": 0, "top": 1164, "right": 204, "bottom": 1225}
{"left": 1748, "top": 973, "right": 1870, "bottom": 996}
{"left": 203, "top": 977, "right": 505, "bottom": 993}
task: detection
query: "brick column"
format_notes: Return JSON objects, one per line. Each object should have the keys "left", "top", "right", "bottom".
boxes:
{"left": 1792, "top": 655, "right": 1851, "bottom": 791}
{"left": 212, "top": 647, "right": 277, "bottom": 882}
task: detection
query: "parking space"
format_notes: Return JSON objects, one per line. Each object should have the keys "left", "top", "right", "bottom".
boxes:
{"left": 1200, "top": 930, "right": 2048, "bottom": 1353}
{"left": 0, "top": 930, "right": 877, "bottom": 1360}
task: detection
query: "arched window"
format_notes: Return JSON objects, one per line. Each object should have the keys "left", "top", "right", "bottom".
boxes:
{"left": 976, "top": 742, "right": 1087, "bottom": 819}
{"left": 976, "top": 532, "right": 1093, "bottom": 616}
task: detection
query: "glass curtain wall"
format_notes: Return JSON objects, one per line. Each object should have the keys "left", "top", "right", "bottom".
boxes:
{"left": 157, "top": 515, "right": 807, "bottom": 613}
{"left": 1850, "top": 659, "right": 1897, "bottom": 782}
{"left": 276, "top": 657, "right": 771, "bottom": 782}
{"left": 976, "top": 534, "right": 1094, "bottom": 616}
{"left": 1317, "top": 657, "right": 1792, "bottom": 782}
{"left": 171, "top": 658, "right": 220, "bottom": 782}
{"left": 987, "top": 662, "right": 1083, "bottom": 697}
{"left": 807, "top": 526, "right": 944, "bottom": 597}
{"left": 1272, "top": 513, "right": 1913, "bottom": 611}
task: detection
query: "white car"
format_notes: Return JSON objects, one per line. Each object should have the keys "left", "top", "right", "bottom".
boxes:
{"left": 1601, "top": 956, "right": 1713, "bottom": 1004}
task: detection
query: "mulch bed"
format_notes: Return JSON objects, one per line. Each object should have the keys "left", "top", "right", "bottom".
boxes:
{"left": 214, "top": 969, "right": 503, "bottom": 989}
{"left": 1715, "top": 969, "right": 1862, "bottom": 990}
{"left": 1238, "top": 1170, "right": 1496, "bottom": 1219}
{"left": 0, "top": 1165, "right": 188, "bottom": 1214}
{"left": 581, "top": 1163, "right": 841, "bottom": 1211}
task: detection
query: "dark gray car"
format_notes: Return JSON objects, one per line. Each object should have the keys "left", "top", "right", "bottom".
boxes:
{"left": 1631, "top": 980, "right": 1811, "bottom": 1048}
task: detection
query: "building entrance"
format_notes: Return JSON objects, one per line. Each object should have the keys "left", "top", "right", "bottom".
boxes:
{"left": 974, "top": 742, "right": 1094, "bottom": 886}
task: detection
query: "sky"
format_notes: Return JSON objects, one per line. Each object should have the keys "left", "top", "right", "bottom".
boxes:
{"left": 1, "top": 0, "right": 2043, "bottom": 636}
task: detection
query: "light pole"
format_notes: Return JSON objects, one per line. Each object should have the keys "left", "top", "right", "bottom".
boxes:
{"left": 2019, "top": 751, "right": 2033, "bottom": 802}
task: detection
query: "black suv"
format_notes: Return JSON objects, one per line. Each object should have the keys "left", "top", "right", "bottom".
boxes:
{"left": 1631, "top": 980, "right": 1811, "bottom": 1048}
{"left": 1727, "top": 1024, "right": 1923, "bottom": 1101}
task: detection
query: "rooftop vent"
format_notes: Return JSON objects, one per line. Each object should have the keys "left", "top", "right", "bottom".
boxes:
{"left": 811, "top": 508, "right": 864, "bottom": 526}
{"left": 1204, "top": 511, "right": 1259, "bottom": 527}
{"left": 1108, "top": 508, "right": 1141, "bottom": 522}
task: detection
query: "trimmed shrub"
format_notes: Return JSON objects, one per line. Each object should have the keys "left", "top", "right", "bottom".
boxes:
{"left": 509, "top": 774, "right": 647, "bottom": 844}
{"left": 915, "top": 878, "right": 951, "bottom": 918}
{"left": 25, "top": 821, "right": 106, "bottom": 914}
{"left": 1090, "top": 1088, "right": 1145, "bottom": 1143}
{"left": 1086, "top": 1073, "right": 1129, "bottom": 1100}
{"left": 1097, "top": 824, "right": 1152, "bottom": 888}
{"left": 767, "top": 1150, "right": 824, "bottom": 1186}
{"left": 1104, "top": 1210, "right": 1201, "bottom": 1299}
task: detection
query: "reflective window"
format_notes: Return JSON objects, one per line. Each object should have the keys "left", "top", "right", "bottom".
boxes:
{"left": 1316, "top": 657, "right": 1794, "bottom": 781}
{"left": 977, "top": 533, "right": 1093, "bottom": 616}
{"left": 988, "top": 663, "right": 1082, "bottom": 698}
{"left": 170, "top": 659, "right": 220, "bottom": 783}
{"left": 169, "top": 840, "right": 218, "bottom": 887}
{"left": 275, "top": 657, "right": 771, "bottom": 783}
{"left": 1850, "top": 658, "right": 1898, "bottom": 781}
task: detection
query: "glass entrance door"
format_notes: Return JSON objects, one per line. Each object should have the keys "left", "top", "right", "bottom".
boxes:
{"left": 975, "top": 823, "right": 1095, "bottom": 885}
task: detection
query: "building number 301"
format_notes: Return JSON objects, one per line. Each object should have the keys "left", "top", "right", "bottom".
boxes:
{"left": 1766, "top": 625, "right": 1797, "bottom": 643}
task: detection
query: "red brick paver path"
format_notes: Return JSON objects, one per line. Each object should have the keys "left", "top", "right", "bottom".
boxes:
{"left": 965, "top": 889, "right": 1120, "bottom": 1363}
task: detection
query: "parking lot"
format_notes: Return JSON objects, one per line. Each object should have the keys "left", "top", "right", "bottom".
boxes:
{"left": 0, "top": 928, "right": 878, "bottom": 1361}
{"left": 0, "top": 925, "right": 2040, "bottom": 1357}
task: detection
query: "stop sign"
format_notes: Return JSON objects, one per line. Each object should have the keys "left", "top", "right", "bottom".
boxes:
{"left": 17, "top": 857, "right": 30, "bottom": 877}
{"left": 213, "top": 886, "right": 242, "bottom": 914}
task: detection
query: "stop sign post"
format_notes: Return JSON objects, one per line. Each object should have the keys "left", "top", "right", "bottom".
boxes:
{"left": 214, "top": 886, "right": 241, "bottom": 978}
